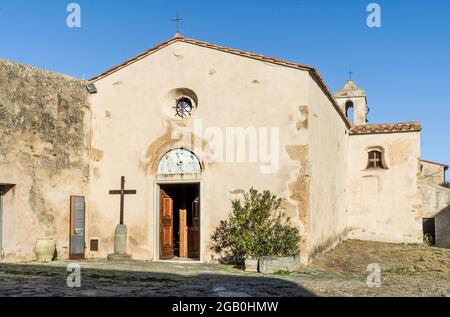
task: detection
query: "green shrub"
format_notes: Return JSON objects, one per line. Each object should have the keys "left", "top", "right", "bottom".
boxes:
{"left": 210, "top": 188, "right": 301, "bottom": 264}
{"left": 273, "top": 270, "right": 291, "bottom": 276}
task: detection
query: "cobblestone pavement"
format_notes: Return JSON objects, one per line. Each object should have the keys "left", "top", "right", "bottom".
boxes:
{"left": 0, "top": 241, "right": 449, "bottom": 297}
{"left": 0, "top": 260, "right": 314, "bottom": 297}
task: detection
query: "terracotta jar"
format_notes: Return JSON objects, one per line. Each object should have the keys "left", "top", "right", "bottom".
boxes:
{"left": 34, "top": 238, "right": 56, "bottom": 262}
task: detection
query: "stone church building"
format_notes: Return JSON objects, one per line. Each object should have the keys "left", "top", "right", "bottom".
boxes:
{"left": 0, "top": 34, "right": 449, "bottom": 264}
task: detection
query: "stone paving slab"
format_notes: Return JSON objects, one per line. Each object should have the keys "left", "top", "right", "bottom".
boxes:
{"left": 0, "top": 260, "right": 315, "bottom": 297}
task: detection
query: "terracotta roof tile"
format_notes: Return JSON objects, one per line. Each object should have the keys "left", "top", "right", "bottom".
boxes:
{"left": 350, "top": 122, "right": 422, "bottom": 135}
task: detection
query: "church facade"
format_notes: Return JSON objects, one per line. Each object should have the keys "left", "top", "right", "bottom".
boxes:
{"left": 0, "top": 34, "right": 449, "bottom": 264}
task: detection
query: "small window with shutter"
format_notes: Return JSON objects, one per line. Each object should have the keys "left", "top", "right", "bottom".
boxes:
{"left": 366, "top": 148, "right": 387, "bottom": 169}
{"left": 90, "top": 239, "right": 99, "bottom": 252}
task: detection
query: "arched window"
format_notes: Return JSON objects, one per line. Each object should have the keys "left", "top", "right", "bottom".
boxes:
{"left": 345, "top": 100, "right": 354, "bottom": 123}
{"left": 367, "top": 149, "right": 387, "bottom": 169}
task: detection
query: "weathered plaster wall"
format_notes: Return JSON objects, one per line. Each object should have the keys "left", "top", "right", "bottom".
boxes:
{"left": 347, "top": 132, "right": 422, "bottom": 243}
{"left": 0, "top": 59, "right": 90, "bottom": 261}
{"left": 88, "top": 41, "right": 313, "bottom": 262}
{"left": 1, "top": 45, "right": 440, "bottom": 265}
{"left": 419, "top": 181, "right": 450, "bottom": 247}
{"left": 419, "top": 161, "right": 446, "bottom": 186}
{"left": 307, "top": 77, "right": 349, "bottom": 262}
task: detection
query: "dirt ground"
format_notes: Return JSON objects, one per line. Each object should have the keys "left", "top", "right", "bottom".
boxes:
{"left": 305, "top": 240, "right": 450, "bottom": 296}
{"left": 310, "top": 240, "right": 450, "bottom": 275}
{"left": 0, "top": 240, "right": 449, "bottom": 297}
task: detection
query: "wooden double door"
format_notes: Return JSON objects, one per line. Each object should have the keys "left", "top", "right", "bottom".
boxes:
{"left": 159, "top": 184, "right": 200, "bottom": 260}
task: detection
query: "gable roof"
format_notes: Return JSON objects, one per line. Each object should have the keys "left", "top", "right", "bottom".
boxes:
{"left": 89, "top": 33, "right": 352, "bottom": 129}
{"left": 350, "top": 122, "right": 422, "bottom": 135}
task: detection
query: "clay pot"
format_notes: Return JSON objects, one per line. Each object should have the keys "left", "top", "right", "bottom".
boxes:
{"left": 244, "top": 257, "right": 259, "bottom": 273}
{"left": 34, "top": 238, "right": 56, "bottom": 262}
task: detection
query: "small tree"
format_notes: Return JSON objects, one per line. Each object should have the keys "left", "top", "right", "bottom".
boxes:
{"left": 210, "top": 188, "right": 301, "bottom": 264}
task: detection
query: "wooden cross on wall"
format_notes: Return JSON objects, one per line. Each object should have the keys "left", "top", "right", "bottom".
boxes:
{"left": 109, "top": 176, "right": 137, "bottom": 225}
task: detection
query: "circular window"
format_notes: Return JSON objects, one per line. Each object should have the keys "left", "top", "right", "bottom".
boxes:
{"left": 174, "top": 97, "right": 193, "bottom": 119}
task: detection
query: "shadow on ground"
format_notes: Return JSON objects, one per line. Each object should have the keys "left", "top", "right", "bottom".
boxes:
{"left": 0, "top": 262, "right": 314, "bottom": 297}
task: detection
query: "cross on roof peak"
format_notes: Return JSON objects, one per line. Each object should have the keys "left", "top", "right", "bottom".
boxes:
{"left": 171, "top": 13, "right": 183, "bottom": 34}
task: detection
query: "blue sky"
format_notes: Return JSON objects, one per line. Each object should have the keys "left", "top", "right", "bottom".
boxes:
{"left": 0, "top": 0, "right": 449, "bottom": 178}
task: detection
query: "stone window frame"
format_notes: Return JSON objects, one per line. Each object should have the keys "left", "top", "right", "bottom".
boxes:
{"left": 165, "top": 88, "right": 199, "bottom": 121}
{"left": 365, "top": 146, "right": 389, "bottom": 170}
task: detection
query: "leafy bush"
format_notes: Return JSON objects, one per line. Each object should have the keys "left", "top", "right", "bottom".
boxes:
{"left": 210, "top": 188, "right": 301, "bottom": 264}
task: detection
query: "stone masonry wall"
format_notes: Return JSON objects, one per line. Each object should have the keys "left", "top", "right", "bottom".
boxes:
{"left": 0, "top": 58, "right": 90, "bottom": 261}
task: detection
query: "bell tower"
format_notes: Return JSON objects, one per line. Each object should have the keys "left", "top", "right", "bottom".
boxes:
{"left": 335, "top": 79, "right": 368, "bottom": 126}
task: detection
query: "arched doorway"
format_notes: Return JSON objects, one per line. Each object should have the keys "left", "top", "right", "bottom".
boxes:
{"left": 156, "top": 149, "right": 201, "bottom": 261}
